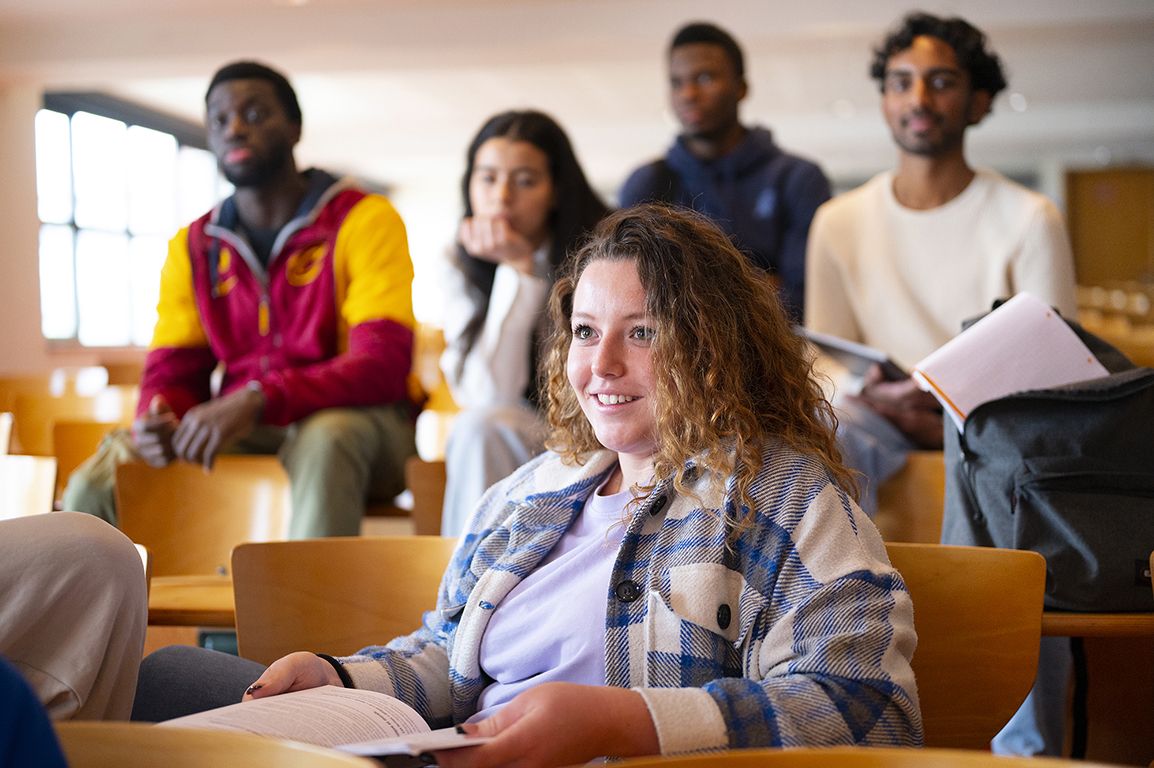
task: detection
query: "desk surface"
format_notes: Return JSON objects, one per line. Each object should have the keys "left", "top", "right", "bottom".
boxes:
{"left": 1042, "top": 611, "right": 1154, "bottom": 637}
{"left": 148, "top": 575, "right": 235, "bottom": 627}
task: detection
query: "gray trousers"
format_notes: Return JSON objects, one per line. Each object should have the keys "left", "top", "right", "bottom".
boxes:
{"left": 62, "top": 403, "right": 417, "bottom": 539}
{"left": 131, "top": 645, "right": 266, "bottom": 722}
{"left": 832, "top": 396, "right": 917, "bottom": 517}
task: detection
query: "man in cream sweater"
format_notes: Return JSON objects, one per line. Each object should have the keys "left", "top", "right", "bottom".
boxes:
{"left": 805, "top": 12, "right": 1076, "bottom": 485}
{"left": 804, "top": 12, "right": 1076, "bottom": 757}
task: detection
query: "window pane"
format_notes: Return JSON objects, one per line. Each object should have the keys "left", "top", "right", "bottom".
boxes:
{"left": 177, "top": 146, "right": 224, "bottom": 225}
{"left": 39, "top": 224, "right": 77, "bottom": 339}
{"left": 35, "top": 110, "right": 73, "bottom": 224}
{"left": 75, "top": 230, "right": 131, "bottom": 346}
{"left": 128, "top": 235, "right": 167, "bottom": 346}
{"left": 217, "top": 176, "right": 235, "bottom": 203}
{"left": 72, "top": 111, "right": 128, "bottom": 232}
{"left": 128, "top": 125, "right": 178, "bottom": 236}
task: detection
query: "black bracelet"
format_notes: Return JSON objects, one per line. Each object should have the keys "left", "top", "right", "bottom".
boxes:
{"left": 317, "top": 654, "right": 354, "bottom": 688}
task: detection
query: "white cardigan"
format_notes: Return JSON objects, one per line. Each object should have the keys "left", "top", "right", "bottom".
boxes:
{"left": 439, "top": 246, "right": 551, "bottom": 409}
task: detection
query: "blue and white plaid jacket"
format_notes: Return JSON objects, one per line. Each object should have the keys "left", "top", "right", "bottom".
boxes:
{"left": 338, "top": 442, "right": 922, "bottom": 752}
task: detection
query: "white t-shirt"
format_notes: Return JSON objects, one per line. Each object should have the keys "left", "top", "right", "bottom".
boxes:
{"left": 471, "top": 478, "right": 631, "bottom": 721}
{"left": 804, "top": 169, "right": 1078, "bottom": 371}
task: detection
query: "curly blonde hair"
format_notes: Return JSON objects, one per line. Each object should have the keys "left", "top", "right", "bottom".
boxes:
{"left": 543, "top": 203, "right": 857, "bottom": 519}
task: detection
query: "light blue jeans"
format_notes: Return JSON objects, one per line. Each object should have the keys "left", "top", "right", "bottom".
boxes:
{"left": 992, "top": 637, "right": 1072, "bottom": 756}
{"left": 832, "top": 396, "right": 917, "bottom": 517}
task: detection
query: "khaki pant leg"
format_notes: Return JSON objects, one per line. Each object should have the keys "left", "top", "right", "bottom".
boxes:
{"left": 277, "top": 404, "right": 416, "bottom": 539}
{"left": 0, "top": 512, "right": 148, "bottom": 720}
{"left": 60, "top": 430, "right": 141, "bottom": 526}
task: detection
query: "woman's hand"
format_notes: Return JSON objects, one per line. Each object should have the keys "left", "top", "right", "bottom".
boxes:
{"left": 241, "top": 652, "right": 343, "bottom": 702}
{"left": 431, "top": 683, "right": 660, "bottom": 768}
{"left": 458, "top": 216, "right": 537, "bottom": 275}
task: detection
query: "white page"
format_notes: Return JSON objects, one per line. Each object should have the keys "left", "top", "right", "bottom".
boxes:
{"left": 339, "top": 726, "right": 493, "bottom": 756}
{"left": 912, "top": 292, "right": 1109, "bottom": 431}
{"left": 160, "top": 686, "right": 431, "bottom": 748}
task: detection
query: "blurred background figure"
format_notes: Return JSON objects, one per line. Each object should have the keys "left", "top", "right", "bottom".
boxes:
{"left": 620, "top": 21, "right": 831, "bottom": 320}
{"left": 439, "top": 110, "right": 610, "bottom": 536}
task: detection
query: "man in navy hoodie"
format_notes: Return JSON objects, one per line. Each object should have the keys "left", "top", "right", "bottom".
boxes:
{"left": 619, "top": 21, "right": 830, "bottom": 320}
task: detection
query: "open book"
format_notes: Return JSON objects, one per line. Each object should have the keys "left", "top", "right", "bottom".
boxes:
{"left": 912, "top": 292, "right": 1110, "bottom": 431}
{"left": 161, "top": 686, "right": 491, "bottom": 758}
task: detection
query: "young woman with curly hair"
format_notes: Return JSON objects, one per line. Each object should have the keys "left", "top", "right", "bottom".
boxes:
{"left": 133, "top": 204, "right": 921, "bottom": 764}
{"left": 543, "top": 203, "right": 858, "bottom": 518}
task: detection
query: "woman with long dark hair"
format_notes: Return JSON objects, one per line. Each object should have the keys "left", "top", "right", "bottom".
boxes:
{"left": 439, "top": 110, "right": 610, "bottom": 535}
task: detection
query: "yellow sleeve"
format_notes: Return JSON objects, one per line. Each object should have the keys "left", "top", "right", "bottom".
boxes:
{"left": 333, "top": 194, "right": 416, "bottom": 338}
{"left": 150, "top": 228, "right": 210, "bottom": 349}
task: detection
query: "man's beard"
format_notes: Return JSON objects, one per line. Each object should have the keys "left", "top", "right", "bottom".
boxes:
{"left": 894, "top": 108, "right": 967, "bottom": 158}
{"left": 223, "top": 146, "right": 292, "bottom": 188}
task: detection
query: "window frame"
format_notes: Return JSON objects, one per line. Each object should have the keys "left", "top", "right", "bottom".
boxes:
{"left": 39, "top": 91, "right": 213, "bottom": 353}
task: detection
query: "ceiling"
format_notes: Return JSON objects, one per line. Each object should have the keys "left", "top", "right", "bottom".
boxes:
{"left": 2, "top": 0, "right": 1152, "bottom": 318}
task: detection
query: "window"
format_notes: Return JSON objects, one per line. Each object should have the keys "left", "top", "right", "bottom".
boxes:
{"left": 34, "top": 93, "right": 231, "bottom": 347}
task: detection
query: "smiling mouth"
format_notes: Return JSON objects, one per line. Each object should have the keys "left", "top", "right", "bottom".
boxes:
{"left": 596, "top": 394, "right": 637, "bottom": 405}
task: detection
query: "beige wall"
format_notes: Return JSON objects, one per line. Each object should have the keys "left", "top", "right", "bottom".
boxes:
{"left": 0, "top": 83, "right": 51, "bottom": 376}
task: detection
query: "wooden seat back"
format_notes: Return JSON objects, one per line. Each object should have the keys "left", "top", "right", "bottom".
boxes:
{"left": 363, "top": 456, "right": 446, "bottom": 536}
{"left": 232, "top": 535, "right": 457, "bottom": 665}
{"left": 54, "top": 721, "right": 376, "bottom": 768}
{"left": 405, "top": 457, "right": 445, "bottom": 535}
{"left": 874, "top": 450, "right": 946, "bottom": 543}
{"left": 0, "top": 455, "right": 57, "bottom": 520}
{"left": 52, "top": 420, "right": 118, "bottom": 500}
{"left": 11, "top": 386, "right": 135, "bottom": 457}
{"left": 115, "top": 456, "right": 290, "bottom": 577}
{"left": 610, "top": 746, "right": 1117, "bottom": 768}
{"left": 886, "top": 542, "right": 1046, "bottom": 749}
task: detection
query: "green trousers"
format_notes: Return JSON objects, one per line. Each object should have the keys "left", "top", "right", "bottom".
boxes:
{"left": 61, "top": 404, "right": 417, "bottom": 539}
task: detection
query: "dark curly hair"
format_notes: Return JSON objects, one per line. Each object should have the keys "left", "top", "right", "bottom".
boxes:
{"left": 870, "top": 12, "right": 1007, "bottom": 99}
{"left": 543, "top": 203, "right": 857, "bottom": 520}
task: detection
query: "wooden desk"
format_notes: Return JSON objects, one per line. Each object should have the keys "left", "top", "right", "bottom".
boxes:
{"left": 56, "top": 721, "right": 377, "bottom": 768}
{"left": 148, "top": 575, "right": 234, "bottom": 627}
{"left": 1040, "top": 610, "right": 1154, "bottom": 763}
{"left": 1042, "top": 611, "right": 1154, "bottom": 637}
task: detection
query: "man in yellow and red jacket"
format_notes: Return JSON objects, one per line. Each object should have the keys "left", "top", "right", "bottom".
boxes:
{"left": 63, "top": 61, "right": 418, "bottom": 538}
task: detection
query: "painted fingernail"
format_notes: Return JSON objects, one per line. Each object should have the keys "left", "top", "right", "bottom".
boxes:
{"left": 245, "top": 684, "right": 262, "bottom": 694}
{"left": 418, "top": 753, "right": 437, "bottom": 765}
{"left": 455, "top": 724, "right": 466, "bottom": 734}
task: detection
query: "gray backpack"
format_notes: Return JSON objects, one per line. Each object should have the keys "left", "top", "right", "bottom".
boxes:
{"left": 940, "top": 319, "right": 1154, "bottom": 612}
